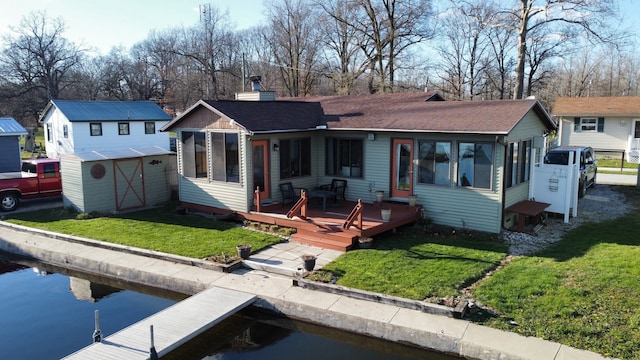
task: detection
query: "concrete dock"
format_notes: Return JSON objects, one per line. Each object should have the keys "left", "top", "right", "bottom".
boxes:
{"left": 0, "top": 222, "right": 616, "bottom": 360}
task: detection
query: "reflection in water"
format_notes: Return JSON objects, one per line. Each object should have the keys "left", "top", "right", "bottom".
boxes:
{"left": 164, "top": 309, "right": 462, "bottom": 360}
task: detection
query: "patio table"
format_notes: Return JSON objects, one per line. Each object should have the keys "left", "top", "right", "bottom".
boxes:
{"left": 307, "top": 190, "right": 337, "bottom": 212}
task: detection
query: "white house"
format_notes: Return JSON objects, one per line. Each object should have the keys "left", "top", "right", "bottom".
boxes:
{"left": 40, "top": 100, "right": 173, "bottom": 159}
{"left": 552, "top": 96, "right": 640, "bottom": 162}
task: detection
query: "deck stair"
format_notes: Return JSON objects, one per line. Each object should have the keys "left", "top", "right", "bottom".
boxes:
{"left": 290, "top": 224, "right": 356, "bottom": 251}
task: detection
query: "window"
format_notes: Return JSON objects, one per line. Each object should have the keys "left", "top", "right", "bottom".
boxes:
{"left": 574, "top": 117, "right": 604, "bottom": 132}
{"left": 325, "top": 138, "right": 363, "bottom": 177}
{"left": 634, "top": 120, "right": 640, "bottom": 139}
{"left": 63, "top": 125, "right": 68, "bottom": 138}
{"left": 418, "top": 140, "right": 451, "bottom": 185}
{"left": 280, "top": 138, "right": 311, "bottom": 179}
{"left": 211, "top": 132, "right": 240, "bottom": 183}
{"left": 145, "top": 122, "right": 155, "bottom": 134}
{"left": 90, "top": 123, "right": 102, "bottom": 136}
{"left": 46, "top": 123, "right": 52, "bottom": 142}
{"left": 506, "top": 140, "right": 531, "bottom": 188}
{"left": 43, "top": 163, "right": 57, "bottom": 178}
{"left": 457, "top": 142, "right": 493, "bottom": 189}
{"left": 118, "top": 122, "right": 130, "bottom": 135}
{"left": 181, "top": 131, "right": 208, "bottom": 178}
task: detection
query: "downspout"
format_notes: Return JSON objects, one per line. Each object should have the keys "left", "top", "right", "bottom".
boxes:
{"left": 498, "top": 136, "right": 508, "bottom": 232}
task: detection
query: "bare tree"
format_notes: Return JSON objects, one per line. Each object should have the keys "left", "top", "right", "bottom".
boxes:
{"left": 318, "top": 0, "right": 434, "bottom": 94}
{"left": 0, "top": 10, "right": 84, "bottom": 123}
{"left": 265, "top": 0, "right": 321, "bottom": 97}
{"left": 497, "top": 0, "right": 618, "bottom": 99}
{"left": 436, "top": 1, "right": 493, "bottom": 99}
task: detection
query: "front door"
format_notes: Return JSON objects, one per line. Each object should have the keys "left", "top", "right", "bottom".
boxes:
{"left": 391, "top": 138, "right": 413, "bottom": 198}
{"left": 252, "top": 140, "right": 270, "bottom": 201}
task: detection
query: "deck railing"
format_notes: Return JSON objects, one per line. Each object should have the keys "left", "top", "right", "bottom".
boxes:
{"left": 286, "top": 190, "right": 308, "bottom": 219}
{"left": 343, "top": 199, "right": 363, "bottom": 230}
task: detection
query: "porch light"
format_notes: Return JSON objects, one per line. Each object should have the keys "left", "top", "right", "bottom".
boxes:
{"left": 367, "top": 133, "right": 375, "bottom": 141}
{"left": 273, "top": 143, "right": 279, "bottom": 151}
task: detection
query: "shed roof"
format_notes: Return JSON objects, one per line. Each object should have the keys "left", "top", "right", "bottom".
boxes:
{"left": 0, "top": 117, "right": 27, "bottom": 136}
{"left": 43, "top": 100, "right": 172, "bottom": 122}
{"left": 62, "top": 146, "right": 173, "bottom": 162}
{"left": 552, "top": 96, "right": 640, "bottom": 117}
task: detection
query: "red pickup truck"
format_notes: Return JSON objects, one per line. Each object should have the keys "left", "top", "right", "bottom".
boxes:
{"left": 0, "top": 159, "right": 62, "bottom": 211}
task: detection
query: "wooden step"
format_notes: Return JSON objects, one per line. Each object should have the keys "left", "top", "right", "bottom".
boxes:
{"left": 290, "top": 228, "right": 355, "bottom": 251}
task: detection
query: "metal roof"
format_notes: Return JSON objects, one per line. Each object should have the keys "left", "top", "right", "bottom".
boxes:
{"left": 64, "top": 146, "right": 174, "bottom": 162}
{"left": 49, "top": 100, "right": 172, "bottom": 122}
{"left": 0, "top": 117, "right": 28, "bottom": 136}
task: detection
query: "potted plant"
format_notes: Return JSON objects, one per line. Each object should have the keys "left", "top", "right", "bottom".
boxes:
{"left": 301, "top": 254, "right": 317, "bottom": 271}
{"left": 408, "top": 194, "right": 417, "bottom": 206}
{"left": 375, "top": 190, "right": 384, "bottom": 202}
{"left": 236, "top": 244, "right": 252, "bottom": 259}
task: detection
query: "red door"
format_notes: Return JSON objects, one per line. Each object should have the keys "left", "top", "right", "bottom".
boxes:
{"left": 114, "top": 158, "right": 145, "bottom": 211}
{"left": 391, "top": 138, "right": 413, "bottom": 199}
{"left": 252, "top": 140, "right": 270, "bottom": 201}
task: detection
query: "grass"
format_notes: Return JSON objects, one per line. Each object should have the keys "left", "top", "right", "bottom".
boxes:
{"left": 597, "top": 157, "right": 638, "bottom": 169}
{"left": 20, "top": 127, "right": 45, "bottom": 159}
{"left": 472, "top": 187, "right": 640, "bottom": 360}
{"left": 4, "top": 203, "right": 284, "bottom": 259}
{"left": 321, "top": 228, "right": 507, "bottom": 300}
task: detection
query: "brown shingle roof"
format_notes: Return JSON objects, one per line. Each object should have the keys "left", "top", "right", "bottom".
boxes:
{"left": 163, "top": 93, "right": 555, "bottom": 135}
{"left": 552, "top": 96, "right": 640, "bottom": 116}
{"left": 161, "top": 99, "right": 326, "bottom": 133}
{"left": 296, "top": 93, "right": 555, "bottom": 134}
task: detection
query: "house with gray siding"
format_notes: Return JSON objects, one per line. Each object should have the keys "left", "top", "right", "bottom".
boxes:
{"left": 0, "top": 118, "right": 27, "bottom": 173}
{"left": 161, "top": 92, "right": 555, "bottom": 238}
{"left": 552, "top": 96, "right": 640, "bottom": 163}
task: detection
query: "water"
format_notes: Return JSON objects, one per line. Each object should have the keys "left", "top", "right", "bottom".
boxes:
{"left": 0, "top": 254, "right": 460, "bottom": 360}
{"left": 0, "top": 255, "right": 184, "bottom": 359}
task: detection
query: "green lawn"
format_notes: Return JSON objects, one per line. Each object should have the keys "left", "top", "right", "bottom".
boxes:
{"left": 321, "top": 230, "right": 507, "bottom": 300}
{"left": 597, "top": 157, "right": 638, "bottom": 169}
{"left": 473, "top": 188, "right": 640, "bottom": 360}
{"left": 4, "top": 204, "right": 284, "bottom": 259}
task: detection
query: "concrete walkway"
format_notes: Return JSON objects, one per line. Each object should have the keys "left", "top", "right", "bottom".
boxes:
{"left": 0, "top": 222, "right": 616, "bottom": 360}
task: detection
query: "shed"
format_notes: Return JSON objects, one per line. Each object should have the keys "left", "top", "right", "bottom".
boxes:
{"left": 60, "top": 146, "right": 175, "bottom": 214}
{"left": 0, "top": 118, "right": 28, "bottom": 172}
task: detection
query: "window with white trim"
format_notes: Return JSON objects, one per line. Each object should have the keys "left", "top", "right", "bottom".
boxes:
{"left": 457, "top": 142, "right": 493, "bottom": 189}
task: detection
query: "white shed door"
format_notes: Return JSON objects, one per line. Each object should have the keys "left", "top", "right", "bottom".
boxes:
{"left": 114, "top": 158, "right": 145, "bottom": 211}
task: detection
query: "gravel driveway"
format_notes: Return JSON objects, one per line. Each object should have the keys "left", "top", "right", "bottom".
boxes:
{"left": 503, "top": 185, "right": 636, "bottom": 256}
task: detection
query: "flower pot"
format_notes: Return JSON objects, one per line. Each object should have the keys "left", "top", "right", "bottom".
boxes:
{"left": 375, "top": 191, "right": 384, "bottom": 202}
{"left": 302, "top": 255, "right": 317, "bottom": 271}
{"left": 381, "top": 208, "right": 391, "bottom": 222}
{"left": 408, "top": 194, "right": 417, "bottom": 206}
{"left": 236, "top": 245, "right": 252, "bottom": 259}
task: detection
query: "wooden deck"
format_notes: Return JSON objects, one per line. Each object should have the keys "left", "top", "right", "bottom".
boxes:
{"left": 63, "top": 287, "right": 255, "bottom": 359}
{"left": 237, "top": 199, "right": 423, "bottom": 252}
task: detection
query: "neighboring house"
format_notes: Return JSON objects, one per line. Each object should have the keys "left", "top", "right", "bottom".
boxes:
{"left": 161, "top": 92, "right": 555, "bottom": 235}
{"left": 39, "top": 100, "right": 173, "bottom": 159}
{"left": 552, "top": 96, "right": 640, "bottom": 162}
{"left": 0, "top": 118, "right": 27, "bottom": 172}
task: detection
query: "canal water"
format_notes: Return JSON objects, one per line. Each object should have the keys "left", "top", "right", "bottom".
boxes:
{"left": 0, "top": 254, "right": 460, "bottom": 360}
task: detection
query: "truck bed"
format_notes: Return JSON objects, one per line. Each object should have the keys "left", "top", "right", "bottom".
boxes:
{"left": 0, "top": 172, "right": 37, "bottom": 180}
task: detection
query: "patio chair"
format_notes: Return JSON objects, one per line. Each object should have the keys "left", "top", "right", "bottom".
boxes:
{"left": 318, "top": 179, "right": 347, "bottom": 203}
{"left": 279, "top": 182, "right": 307, "bottom": 206}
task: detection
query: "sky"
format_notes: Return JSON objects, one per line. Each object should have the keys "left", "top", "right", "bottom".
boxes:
{"left": 0, "top": 0, "right": 638, "bottom": 55}
{"left": 0, "top": 0, "right": 266, "bottom": 55}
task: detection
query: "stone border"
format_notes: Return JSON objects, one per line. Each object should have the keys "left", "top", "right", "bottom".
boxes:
{"left": 0, "top": 221, "right": 242, "bottom": 273}
{"left": 293, "top": 278, "right": 467, "bottom": 318}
